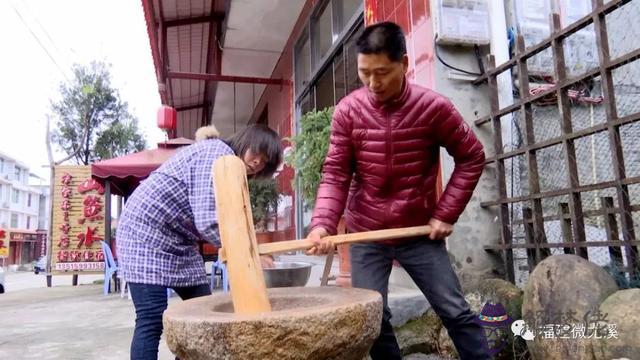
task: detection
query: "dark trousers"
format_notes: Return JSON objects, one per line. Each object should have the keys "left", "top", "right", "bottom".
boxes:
{"left": 350, "top": 239, "right": 490, "bottom": 360}
{"left": 128, "top": 283, "right": 211, "bottom": 360}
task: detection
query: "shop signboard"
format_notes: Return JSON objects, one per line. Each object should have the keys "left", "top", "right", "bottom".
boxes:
{"left": 51, "top": 166, "right": 106, "bottom": 273}
{"left": 0, "top": 228, "right": 7, "bottom": 258}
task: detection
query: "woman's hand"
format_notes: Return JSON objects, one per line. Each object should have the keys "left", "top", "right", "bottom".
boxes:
{"left": 260, "top": 255, "right": 275, "bottom": 268}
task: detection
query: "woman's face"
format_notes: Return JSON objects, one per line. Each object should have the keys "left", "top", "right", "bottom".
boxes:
{"left": 242, "top": 149, "right": 267, "bottom": 175}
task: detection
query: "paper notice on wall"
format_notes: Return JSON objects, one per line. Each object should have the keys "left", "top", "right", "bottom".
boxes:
{"left": 438, "top": 2, "right": 490, "bottom": 45}
{"left": 521, "top": 0, "right": 550, "bottom": 21}
{"left": 459, "top": 11, "right": 487, "bottom": 36}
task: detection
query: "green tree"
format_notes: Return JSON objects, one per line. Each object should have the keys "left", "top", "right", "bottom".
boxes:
{"left": 49, "top": 61, "right": 146, "bottom": 165}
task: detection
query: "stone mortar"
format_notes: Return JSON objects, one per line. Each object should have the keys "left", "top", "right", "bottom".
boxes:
{"left": 163, "top": 286, "right": 383, "bottom": 360}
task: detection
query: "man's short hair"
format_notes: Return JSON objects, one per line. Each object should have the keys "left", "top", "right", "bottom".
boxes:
{"left": 356, "top": 22, "right": 406, "bottom": 62}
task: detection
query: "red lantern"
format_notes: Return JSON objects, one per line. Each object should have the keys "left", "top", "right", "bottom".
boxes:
{"left": 157, "top": 105, "right": 176, "bottom": 131}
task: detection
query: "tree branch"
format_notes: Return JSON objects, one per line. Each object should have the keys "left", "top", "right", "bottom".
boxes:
{"left": 49, "top": 114, "right": 90, "bottom": 166}
{"left": 83, "top": 113, "right": 92, "bottom": 165}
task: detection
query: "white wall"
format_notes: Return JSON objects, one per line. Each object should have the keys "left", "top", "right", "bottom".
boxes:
{"left": 0, "top": 153, "right": 46, "bottom": 231}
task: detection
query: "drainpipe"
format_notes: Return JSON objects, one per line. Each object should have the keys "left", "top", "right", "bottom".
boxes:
{"left": 487, "top": 0, "right": 515, "bottom": 150}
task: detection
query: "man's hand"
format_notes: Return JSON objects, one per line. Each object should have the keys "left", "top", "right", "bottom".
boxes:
{"left": 260, "top": 255, "right": 275, "bottom": 268}
{"left": 305, "top": 227, "right": 333, "bottom": 255}
{"left": 427, "top": 218, "right": 453, "bottom": 240}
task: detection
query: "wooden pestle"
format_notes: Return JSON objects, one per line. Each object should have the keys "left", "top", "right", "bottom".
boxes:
{"left": 213, "top": 155, "right": 271, "bottom": 314}
{"left": 213, "top": 155, "right": 432, "bottom": 314}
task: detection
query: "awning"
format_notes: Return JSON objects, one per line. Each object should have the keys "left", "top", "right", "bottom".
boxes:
{"left": 141, "top": 0, "right": 305, "bottom": 137}
{"left": 91, "top": 137, "right": 194, "bottom": 196}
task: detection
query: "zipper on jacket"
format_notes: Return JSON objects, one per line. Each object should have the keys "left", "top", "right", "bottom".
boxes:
{"left": 385, "top": 110, "right": 392, "bottom": 225}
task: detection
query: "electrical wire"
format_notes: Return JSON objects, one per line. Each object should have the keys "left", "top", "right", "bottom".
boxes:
{"left": 9, "top": 1, "right": 71, "bottom": 84}
{"left": 22, "top": 0, "right": 62, "bottom": 55}
{"left": 433, "top": 35, "right": 483, "bottom": 77}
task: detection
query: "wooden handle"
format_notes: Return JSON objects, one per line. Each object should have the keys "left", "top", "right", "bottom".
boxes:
{"left": 257, "top": 225, "right": 431, "bottom": 256}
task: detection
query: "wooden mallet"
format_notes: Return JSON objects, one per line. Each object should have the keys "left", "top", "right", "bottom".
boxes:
{"left": 213, "top": 155, "right": 430, "bottom": 314}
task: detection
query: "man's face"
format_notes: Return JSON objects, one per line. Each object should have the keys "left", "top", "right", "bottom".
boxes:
{"left": 357, "top": 52, "right": 408, "bottom": 103}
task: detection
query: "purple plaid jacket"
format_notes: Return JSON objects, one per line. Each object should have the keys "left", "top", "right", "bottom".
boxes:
{"left": 116, "top": 139, "right": 233, "bottom": 287}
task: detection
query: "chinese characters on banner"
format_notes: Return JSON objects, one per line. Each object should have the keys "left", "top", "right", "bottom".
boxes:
{"left": 51, "top": 166, "right": 106, "bottom": 273}
{"left": 0, "top": 228, "right": 8, "bottom": 258}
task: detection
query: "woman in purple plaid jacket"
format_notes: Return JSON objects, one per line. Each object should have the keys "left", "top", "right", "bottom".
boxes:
{"left": 117, "top": 124, "right": 282, "bottom": 360}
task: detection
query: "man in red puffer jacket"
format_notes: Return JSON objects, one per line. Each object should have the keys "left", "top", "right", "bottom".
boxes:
{"left": 306, "top": 22, "right": 489, "bottom": 360}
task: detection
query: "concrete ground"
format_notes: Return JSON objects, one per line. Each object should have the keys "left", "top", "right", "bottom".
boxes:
{"left": 0, "top": 269, "right": 184, "bottom": 359}
{"left": 0, "top": 284, "right": 150, "bottom": 360}
{"left": 2, "top": 270, "right": 103, "bottom": 292}
{"left": 0, "top": 255, "right": 335, "bottom": 359}
{"left": 0, "top": 255, "right": 428, "bottom": 359}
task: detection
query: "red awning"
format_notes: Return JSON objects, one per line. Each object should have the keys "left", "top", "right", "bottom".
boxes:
{"left": 91, "top": 137, "right": 194, "bottom": 196}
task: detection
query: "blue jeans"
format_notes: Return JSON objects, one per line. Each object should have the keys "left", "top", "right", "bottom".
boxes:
{"left": 129, "top": 283, "right": 211, "bottom": 360}
{"left": 350, "top": 239, "right": 491, "bottom": 360}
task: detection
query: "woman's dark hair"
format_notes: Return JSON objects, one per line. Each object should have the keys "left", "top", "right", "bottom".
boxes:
{"left": 224, "top": 124, "right": 282, "bottom": 179}
{"left": 356, "top": 21, "right": 406, "bottom": 62}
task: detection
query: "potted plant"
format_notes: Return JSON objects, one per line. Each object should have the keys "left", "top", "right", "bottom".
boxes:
{"left": 285, "top": 107, "right": 333, "bottom": 209}
{"left": 248, "top": 178, "right": 280, "bottom": 244}
{"left": 286, "top": 107, "right": 352, "bottom": 287}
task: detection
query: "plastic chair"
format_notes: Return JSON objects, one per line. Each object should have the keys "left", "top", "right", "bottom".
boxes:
{"left": 119, "top": 273, "right": 131, "bottom": 299}
{"left": 100, "top": 241, "right": 119, "bottom": 296}
{"left": 100, "top": 241, "right": 173, "bottom": 300}
{"left": 210, "top": 260, "right": 229, "bottom": 293}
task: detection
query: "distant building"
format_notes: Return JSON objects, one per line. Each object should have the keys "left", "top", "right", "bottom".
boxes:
{"left": 0, "top": 151, "right": 49, "bottom": 266}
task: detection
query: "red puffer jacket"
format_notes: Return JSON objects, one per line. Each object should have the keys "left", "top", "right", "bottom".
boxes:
{"left": 309, "top": 81, "right": 485, "bottom": 237}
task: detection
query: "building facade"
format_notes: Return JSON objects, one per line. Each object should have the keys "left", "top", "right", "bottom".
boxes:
{"left": 143, "top": 0, "right": 638, "bottom": 284}
{"left": 142, "top": 0, "right": 500, "bottom": 281}
{"left": 0, "top": 151, "right": 49, "bottom": 266}
{"left": 247, "top": 0, "right": 500, "bottom": 280}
